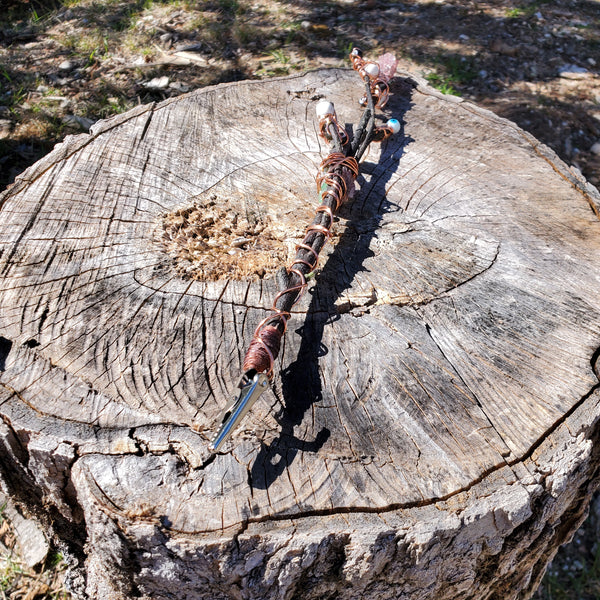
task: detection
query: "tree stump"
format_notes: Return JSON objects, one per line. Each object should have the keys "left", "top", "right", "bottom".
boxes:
{"left": 1, "top": 68, "right": 600, "bottom": 600}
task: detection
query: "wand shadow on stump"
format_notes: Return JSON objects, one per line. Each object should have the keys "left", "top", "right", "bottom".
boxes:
{"left": 251, "top": 78, "right": 415, "bottom": 491}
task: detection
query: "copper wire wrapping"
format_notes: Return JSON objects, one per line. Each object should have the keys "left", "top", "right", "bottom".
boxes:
{"left": 318, "top": 114, "right": 349, "bottom": 145}
{"left": 316, "top": 153, "right": 360, "bottom": 211}
{"left": 209, "top": 45, "right": 402, "bottom": 453}
{"left": 241, "top": 152, "right": 359, "bottom": 377}
{"left": 372, "top": 81, "right": 390, "bottom": 108}
{"left": 242, "top": 324, "right": 281, "bottom": 375}
{"left": 349, "top": 50, "right": 390, "bottom": 109}
{"left": 372, "top": 124, "right": 394, "bottom": 142}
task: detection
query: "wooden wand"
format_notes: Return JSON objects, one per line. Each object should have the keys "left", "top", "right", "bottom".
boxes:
{"left": 210, "top": 47, "right": 401, "bottom": 452}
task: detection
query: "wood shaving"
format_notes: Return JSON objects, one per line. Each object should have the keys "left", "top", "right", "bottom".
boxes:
{"left": 161, "top": 198, "right": 288, "bottom": 281}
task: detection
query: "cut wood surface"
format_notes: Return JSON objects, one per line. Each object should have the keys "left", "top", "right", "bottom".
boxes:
{"left": 1, "top": 68, "right": 600, "bottom": 600}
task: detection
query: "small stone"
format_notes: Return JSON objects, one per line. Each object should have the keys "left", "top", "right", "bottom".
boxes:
{"left": 36, "top": 84, "right": 49, "bottom": 94}
{"left": 44, "top": 96, "right": 70, "bottom": 109}
{"left": 459, "top": 34, "right": 469, "bottom": 41}
{"left": 144, "top": 76, "right": 170, "bottom": 90}
{"left": 0, "top": 119, "right": 12, "bottom": 139}
{"left": 159, "top": 32, "right": 173, "bottom": 43}
{"left": 590, "top": 142, "right": 600, "bottom": 155}
{"left": 58, "top": 59, "right": 74, "bottom": 71}
{"left": 490, "top": 39, "right": 519, "bottom": 57}
{"left": 558, "top": 64, "right": 589, "bottom": 79}
{"left": 169, "top": 81, "right": 190, "bottom": 92}
{"left": 0, "top": 493, "right": 48, "bottom": 568}
{"left": 62, "top": 114, "right": 95, "bottom": 131}
{"left": 231, "top": 237, "right": 251, "bottom": 248}
{"left": 588, "top": 57, "right": 597, "bottom": 66}
{"left": 301, "top": 21, "right": 311, "bottom": 30}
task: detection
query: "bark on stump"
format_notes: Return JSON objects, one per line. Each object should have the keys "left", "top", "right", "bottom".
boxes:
{"left": 1, "top": 69, "right": 600, "bottom": 600}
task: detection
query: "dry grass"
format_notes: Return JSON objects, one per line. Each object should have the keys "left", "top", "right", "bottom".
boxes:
{"left": 0, "top": 506, "right": 70, "bottom": 600}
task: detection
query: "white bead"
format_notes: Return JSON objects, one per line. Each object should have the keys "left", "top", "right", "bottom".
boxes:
{"left": 316, "top": 101, "right": 335, "bottom": 118}
{"left": 387, "top": 119, "right": 401, "bottom": 134}
{"left": 364, "top": 63, "right": 380, "bottom": 78}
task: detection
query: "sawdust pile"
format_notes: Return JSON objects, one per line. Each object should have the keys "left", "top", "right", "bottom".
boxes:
{"left": 161, "top": 198, "right": 289, "bottom": 281}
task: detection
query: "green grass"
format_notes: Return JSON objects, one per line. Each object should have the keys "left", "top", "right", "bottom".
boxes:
{"left": 506, "top": 7, "right": 526, "bottom": 18}
{"left": 505, "top": 0, "right": 552, "bottom": 19}
{"left": 425, "top": 73, "right": 459, "bottom": 95}
{"left": 424, "top": 53, "right": 477, "bottom": 96}
{"left": 218, "top": 0, "right": 240, "bottom": 13}
{"left": 269, "top": 49, "right": 290, "bottom": 64}
{"left": 0, "top": 66, "right": 12, "bottom": 84}
{"left": 0, "top": 554, "right": 25, "bottom": 592}
{"left": 82, "top": 93, "right": 135, "bottom": 119}
{"left": 338, "top": 39, "right": 355, "bottom": 60}
{"left": 537, "top": 545, "right": 600, "bottom": 600}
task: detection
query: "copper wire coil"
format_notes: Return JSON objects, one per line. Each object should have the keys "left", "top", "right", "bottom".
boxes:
{"left": 350, "top": 52, "right": 390, "bottom": 109}
{"left": 294, "top": 242, "right": 320, "bottom": 267}
{"left": 372, "top": 81, "right": 390, "bottom": 108}
{"left": 350, "top": 54, "right": 375, "bottom": 80}
{"left": 318, "top": 115, "right": 349, "bottom": 145}
{"left": 316, "top": 176, "right": 345, "bottom": 210}
{"left": 372, "top": 125, "right": 394, "bottom": 142}
{"left": 315, "top": 204, "right": 335, "bottom": 221}
{"left": 317, "top": 154, "right": 359, "bottom": 197}
{"left": 324, "top": 153, "right": 359, "bottom": 178}
{"left": 243, "top": 325, "right": 281, "bottom": 376}
{"left": 292, "top": 258, "right": 317, "bottom": 271}
{"left": 305, "top": 223, "right": 332, "bottom": 238}
{"left": 350, "top": 53, "right": 363, "bottom": 71}
{"left": 359, "top": 81, "right": 390, "bottom": 109}
{"left": 315, "top": 170, "right": 345, "bottom": 193}
{"left": 270, "top": 267, "right": 308, "bottom": 324}
{"left": 351, "top": 57, "right": 380, "bottom": 83}
{"left": 242, "top": 151, "right": 358, "bottom": 376}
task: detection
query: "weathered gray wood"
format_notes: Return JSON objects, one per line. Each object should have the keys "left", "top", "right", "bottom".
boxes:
{"left": 0, "top": 68, "right": 600, "bottom": 600}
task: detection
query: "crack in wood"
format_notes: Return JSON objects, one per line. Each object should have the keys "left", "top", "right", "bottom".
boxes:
{"left": 1, "top": 68, "right": 600, "bottom": 598}
{"left": 420, "top": 318, "right": 510, "bottom": 459}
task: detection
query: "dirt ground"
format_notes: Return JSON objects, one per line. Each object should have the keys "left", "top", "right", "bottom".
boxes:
{"left": 0, "top": 0, "right": 599, "bottom": 598}
{"left": 1, "top": 0, "right": 599, "bottom": 192}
